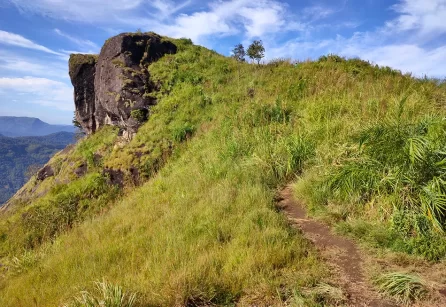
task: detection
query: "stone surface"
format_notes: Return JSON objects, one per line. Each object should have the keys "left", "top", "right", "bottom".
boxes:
{"left": 74, "top": 163, "right": 88, "bottom": 177}
{"left": 37, "top": 165, "right": 54, "bottom": 181}
{"left": 69, "top": 32, "right": 177, "bottom": 136}
{"left": 103, "top": 168, "right": 124, "bottom": 188}
{"left": 69, "top": 54, "right": 97, "bottom": 134}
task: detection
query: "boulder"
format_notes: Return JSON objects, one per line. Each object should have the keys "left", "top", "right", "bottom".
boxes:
{"left": 103, "top": 168, "right": 124, "bottom": 188}
{"left": 69, "top": 32, "right": 177, "bottom": 137}
{"left": 74, "top": 163, "right": 88, "bottom": 177}
{"left": 36, "top": 165, "right": 54, "bottom": 181}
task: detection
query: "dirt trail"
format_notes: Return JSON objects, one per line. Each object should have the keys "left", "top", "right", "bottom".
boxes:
{"left": 277, "top": 185, "right": 394, "bottom": 307}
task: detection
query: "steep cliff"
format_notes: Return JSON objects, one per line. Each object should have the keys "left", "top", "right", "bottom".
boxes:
{"left": 69, "top": 32, "right": 177, "bottom": 137}
{"left": 69, "top": 54, "right": 97, "bottom": 134}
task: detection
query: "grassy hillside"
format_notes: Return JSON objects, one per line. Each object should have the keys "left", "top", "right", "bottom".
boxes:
{"left": 0, "top": 37, "right": 445, "bottom": 306}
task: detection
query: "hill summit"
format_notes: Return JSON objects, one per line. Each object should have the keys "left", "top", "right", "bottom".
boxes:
{"left": 1, "top": 32, "right": 446, "bottom": 306}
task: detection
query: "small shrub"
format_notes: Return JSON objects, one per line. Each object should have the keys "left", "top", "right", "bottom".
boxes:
{"left": 246, "top": 99, "right": 292, "bottom": 126}
{"left": 318, "top": 54, "right": 345, "bottom": 63}
{"left": 375, "top": 272, "right": 428, "bottom": 304}
{"left": 175, "top": 38, "right": 193, "bottom": 51}
{"left": 171, "top": 122, "right": 195, "bottom": 142}
{"left": 267, "top": 58, "right": 293, "bottom": 67}
{"left": 130, "top": 109, "right": 148, "bottom": 123}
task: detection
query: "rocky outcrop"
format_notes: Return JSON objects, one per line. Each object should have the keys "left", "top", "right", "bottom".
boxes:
{"left": 37, "top": 165, "right": 54, "bottom": 181}
{"left": 69, "top": 32, "right": 177, "bottom": 137}
{"left": 69, "top": 54, "right": 97, "bottom": 134}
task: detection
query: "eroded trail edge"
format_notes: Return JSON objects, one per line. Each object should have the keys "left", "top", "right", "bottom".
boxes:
{"left": 278, "top": 185, "right": 394, "bottom": 307}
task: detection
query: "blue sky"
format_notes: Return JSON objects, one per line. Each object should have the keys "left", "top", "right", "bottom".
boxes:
{"left": 0, "top": 0, "right": 445, "bottom": 124}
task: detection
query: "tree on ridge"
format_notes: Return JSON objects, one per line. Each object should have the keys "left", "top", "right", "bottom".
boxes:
{"left": 247, "top": 40, "right": 265, "bottom": 65}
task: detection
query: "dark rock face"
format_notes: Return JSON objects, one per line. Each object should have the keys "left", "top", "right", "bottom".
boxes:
{"left": 69, "top": 32, "right": 177, "bottom": 137}
{"left": 37, "top": 165, "right": 54, "bottom": 181}
{"left": 74, "top": 163, "right": 87, "bottom": 177}
{"left": 103, "top": 168, "right": 124, "bottom": 188}
{"left": 69, "top": 54, "right": 97, "bottom": 134}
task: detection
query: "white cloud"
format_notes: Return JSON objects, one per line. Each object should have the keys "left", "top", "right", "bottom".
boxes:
{"left": 267, "top": 0, "right": 446, "bottom": 77}
{"left": 0, "top": 30, "right": 62, "bottom": 55}
{"left": 8, "top": 0, "right": 144, "bottom": 22}
{"left": 156, "top": 10, "right": 235, "bottom": 43}
{"left": 54, "top": 29, "right": 99, "bottom": 51}
{"left": 8, "top": 0, "right": 304, "bottom": 43}
{"left": 238, "top": 3, "right": 285, "bottom": 38}
{"left": 388, "top": 0, "right": 446, "bottom": 35}
{"left": 0, "top": 77, "right": 73, "bottom": 111}
{"left": 0, "top": 49, "right": 69, "bottom": 78}
{"left": 8, "top": 0, "right": 191, "bottom": 23}
{"left": 144, "top": 0, "right": 302, "bottom": 43}
{"left": 268, "top": 32, "right": 446, "bottom": 77}
{"left": 302, "top": 6, "right": 336, "bottom": 21}
{"left": 149, "top": 0, "right": 192, "bottom": 20}
{"left": 343, "top": 43, "right": 446, "bottom": 77}
{"left": 6, "top": 0, "right": 445, "bottom": 79}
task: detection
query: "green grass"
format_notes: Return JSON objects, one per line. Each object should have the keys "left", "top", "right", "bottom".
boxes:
{"left": 1, "top": 37, "right": 446, "bottom": 305}
{"left": 297, "top": 101, "right": 446, "bottom": 260}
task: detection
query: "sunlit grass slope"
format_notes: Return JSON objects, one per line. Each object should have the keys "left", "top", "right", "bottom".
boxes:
{"left": 1, "top": 38, "right": 445, "bottom": 306}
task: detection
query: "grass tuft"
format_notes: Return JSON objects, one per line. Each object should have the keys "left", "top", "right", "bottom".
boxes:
{"left": 65, "top": 280, "right": 138, "bottom": 307}
{"left": 375, "top": 272, "right": 428, "bottom": 304}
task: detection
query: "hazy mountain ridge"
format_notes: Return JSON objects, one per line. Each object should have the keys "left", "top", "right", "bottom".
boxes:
{"left": 0, "top": 131, "right": 74, "bottom": 204}
{"left": 0, "top": 116, "right": 75, "bottom": 137}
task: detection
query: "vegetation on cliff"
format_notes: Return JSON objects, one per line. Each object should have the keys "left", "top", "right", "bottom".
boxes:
{"left": 1, "top": 34, "right": 446, "bottom": 306}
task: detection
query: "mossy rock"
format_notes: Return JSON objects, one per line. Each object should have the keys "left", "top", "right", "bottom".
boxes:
{"left": 69, "top": 54, "right": 98, "bottom": 76}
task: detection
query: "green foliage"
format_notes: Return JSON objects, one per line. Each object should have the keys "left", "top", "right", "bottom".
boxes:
{"left": 2, "top": 173, "right": 118, "bottom": 254}
{"left": 69, "top": 54, "right": 98, "bottom": 73}
{"left": 171, "top": 121, "right": 195, "bottom": 142}
{"left": 319, "top": 100, "right": 446, "bottom": 258}
{"left": 317, "top": 54, "right": 345, "bottom": 63}
{"left": 130, "top": 109, "right": 147, "bottom": 123}
{"left": 74, "top": 125, "right": 118, "bottom": 165}
{"left": 232, "top": 43, "right": 246, "bottom": 62}
{"left": 173, "top": 37, "right": 193, "bottom": 52}
{"left": 72, "top": 112, "right": 82, "bottom": 129}
{"left": 66, "top": 280, "right": 138, "bottom": 307}
{"left": 375, "top": 272, "right": 428, "bottom": 304}
{"left": 247, "top": 40, "right": 265, "bottom": 64}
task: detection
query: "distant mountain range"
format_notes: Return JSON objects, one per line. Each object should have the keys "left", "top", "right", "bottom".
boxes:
{"left": 0, "top": 116, "right": 75, "bottom": 137}
{"left": 0, "top": 126, "right": 75, "bottom": 204}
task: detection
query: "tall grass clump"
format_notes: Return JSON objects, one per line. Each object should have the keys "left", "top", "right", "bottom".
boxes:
{"left": 319, "top": 98, "right": 446, "bottom": 259}
{"left": 65, "top": 280, "right": 138, "bottom": 307}
{"left": 375, "top": 272, "right": 428, "bottom": 304}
